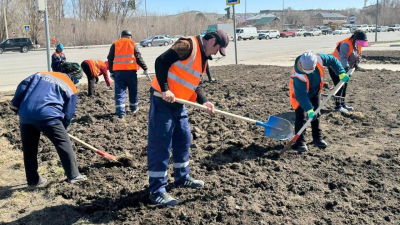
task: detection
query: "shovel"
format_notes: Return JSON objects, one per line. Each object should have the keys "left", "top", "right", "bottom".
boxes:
{"left": 280, "top": 68, "right": 355, "bottom": 155}
{"left": 68, "top": 134, "right": 118, "bottom": 162}
{"left": 153, "top": 92, "right": 293, "bottom": 140}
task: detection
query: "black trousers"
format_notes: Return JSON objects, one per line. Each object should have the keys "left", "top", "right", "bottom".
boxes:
{"left": 81, "top": 61, "right": 98, "bottom": 96}
{"left": 294, "top": 93, "right": 322, "bottom": 145}
{"left": 20, "top": 123, "right": 80, "bottom": 185}
{"left": 328, "top": 67, "right": 348, "bottom": 106}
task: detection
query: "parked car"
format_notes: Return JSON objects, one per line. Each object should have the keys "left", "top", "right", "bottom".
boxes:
{"left": 280, "top": 29, "right": 296, "bottom": 38}
{"left": 258, "top": 30, "right": 270, "bottom": 40}
{"left": 140, "top": 35, "right": 172, "bottom": 47}
{"left": 333, "top": 28, "right": 351, "bottom": 35}
{"left": 0, "top": 37, "right": 34, "bottom": 54}
{"left": 170, "top": 35, "right": 183, "bottom": 43}
{"left": 159, "top": 34, "right": 173, "bottom": 43}
{"left": 296, "top": 29, "right": 306, "bottom": 36}
{"left": 236, "top": 27, "right": 258, "bottom": 40}
{"left": 318, "top": 26, "right": 333, "bottom": 35}
{"left": 267, "top": 30, "right": 280, "bottom": 39}
{"left": 304, "top": 28, "right": 322, "bottom": 36}
{"left": 356, "top": 24, "right": 370, "bottom": 33}
{"left": 388, "top": 24, "right": 400, "bottom": 32}
{"left": 372, "top": 26, "right": 388, "bottom": 32}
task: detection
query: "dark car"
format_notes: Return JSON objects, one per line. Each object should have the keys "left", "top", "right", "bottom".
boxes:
{"left": 318, "top": 26, "right": 333, "bottom": 35}
{"left": 0, "top": 38, "right": 34, "bottom": 54}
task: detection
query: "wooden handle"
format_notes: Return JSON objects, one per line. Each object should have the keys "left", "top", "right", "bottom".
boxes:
{"left": 153, "top": 92, "right": 257, "bottom": 124}
{"left": 68, "top": 134, "right": 98, "bottom": 153}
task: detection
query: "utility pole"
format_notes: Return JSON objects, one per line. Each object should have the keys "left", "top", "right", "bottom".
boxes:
{"left": 145, "top": 0, "right": 149, "bottom": 37}
{"left": 375, "top": 0, "right": 378, "bottom": 42}
{"left": 44, "top": 0, "right": 51, "bottom": 71}
{"left": 244, "top": 0, "right": 246, "bottom": 26}
{"left": 3, "top": 4, "right": 9, "bottom": 39}
{"left": 233, "top": 5, "right": 238, "bottom": 65}
{"left": 115, "top": 3, "right": 119, "bottom": 39}
{"left": 282, "top": 0, "right": 284, "bottom": 29}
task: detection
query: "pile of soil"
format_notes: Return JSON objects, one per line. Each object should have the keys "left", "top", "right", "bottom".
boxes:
{"left": 362, "top": 50, "right": 400, "bottom": 64}
{"left": 1, "top": 64, "right": 399, "bottom": 224}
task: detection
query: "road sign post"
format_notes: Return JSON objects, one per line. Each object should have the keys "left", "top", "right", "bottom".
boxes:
{"left": 227, "top": 0, "right": 240, "bottom": 65}
{"left": 350, "top": 15, "right": 355, "bottom": 25}
{"left": 71, "top": 23, "right": 76, "bottom": 48}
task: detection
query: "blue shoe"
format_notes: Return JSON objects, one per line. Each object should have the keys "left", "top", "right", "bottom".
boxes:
{"left": 342, "top": 105, "right": 354, "bottom": 111}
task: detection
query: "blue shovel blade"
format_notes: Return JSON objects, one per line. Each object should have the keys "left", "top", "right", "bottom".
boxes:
{"left": 256, "top": 116, "right": 294, "bottom": 140}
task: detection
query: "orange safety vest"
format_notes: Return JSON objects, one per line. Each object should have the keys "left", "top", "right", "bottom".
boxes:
{"left": 86, "top": 60, "right": 107, "bottom": 77}
{"left": 289, "top": 56, "right": 324, "bottom": 110}
{"left": 151, "top": 36, "right": 207, "bottom": 102}
{"left": 332, "top": 37, "right": 362, "bottom": 60}
{"left": 113, "top": 38, "right": 139, "bottom": 71}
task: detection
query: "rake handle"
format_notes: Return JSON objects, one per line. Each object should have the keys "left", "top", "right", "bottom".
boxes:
{"left": 153, "top": 92, "right": 257, "bottom": 124}
{"left": 68, "top": 134, "right": 117, "bottom": 162}
{"left": 280, "top": 68, "right": 354, "bottom": 155}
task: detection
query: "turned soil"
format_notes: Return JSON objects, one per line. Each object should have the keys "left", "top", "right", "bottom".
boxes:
{"left": 0, "top": 63, "right": 399, "bottom": 224}
{"left": 362, "top": 50, "right": 400, "bottom": 64}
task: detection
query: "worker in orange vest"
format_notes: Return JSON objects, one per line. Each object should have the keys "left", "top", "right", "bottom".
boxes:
{"left": 147, "top": 30, "right": 229, "bottom": 206}
{"left": 51, "top": 37, "right": 57, "bottom": 48}
{"left": 107, "top": 30, "right": 148, "bottom": 119}
{"left": 81, "top": 59, "right": 112, "bottom": 96}
{"left": 329, "top": 30, "right": 369, "bottom": 112}
{"left": 289, "top": 51, "right": 349, "bottom": 153}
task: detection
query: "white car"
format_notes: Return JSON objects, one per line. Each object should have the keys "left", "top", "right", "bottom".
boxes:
{"left": 304, "top": 28, "right": 322, "bottom": 36}
{"left": 333, "top": 28, "right": 351, "bottom": 35}
{"left": 268, "top": 30, "right": 281, "bottom": 39}
{"left": 296, "top": 29, "right": 306, "bottom": 36}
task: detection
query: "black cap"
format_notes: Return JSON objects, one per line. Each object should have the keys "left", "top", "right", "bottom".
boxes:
{"left": 210, "top": 29, "right": 229, "bottom": 56}
{"left": 121, "top": 30, "right": 132, "bottom": 37}
{"left": 352, "top": 30, "right": 367, "bottom": 41}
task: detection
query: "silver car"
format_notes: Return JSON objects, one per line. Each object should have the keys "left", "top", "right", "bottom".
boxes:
{"left": 140, "top": 35, "right": 172, "bottom": 47}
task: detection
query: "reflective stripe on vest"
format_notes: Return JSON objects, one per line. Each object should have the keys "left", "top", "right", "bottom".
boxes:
{"left": 289, "top": 61, "right": 324, "bottom": 110}
{"left": 150, "top": 36, "right": 206, "bottom": 101}
{"left": 87, "top": 60, "right": 106, "bottom": 77}
{"left": 113, "top": 39, "right": 139, "bottom": 71}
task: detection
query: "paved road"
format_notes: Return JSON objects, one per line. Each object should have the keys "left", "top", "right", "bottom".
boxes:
{"left": 1, "top": 32, "right": 400, "bottom": 91}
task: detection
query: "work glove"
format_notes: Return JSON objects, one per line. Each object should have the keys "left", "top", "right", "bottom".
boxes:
{"left": 108, "top": 86, "right": 113, "bottom": 91}
{"left": 339, "top": 73, "right": 350, "bottom": 83}
{"left": 143, "top": 70, "right": 149, "bottom": 76}
{"left": 307, "top": 109, "right": 317, "bottom": 120}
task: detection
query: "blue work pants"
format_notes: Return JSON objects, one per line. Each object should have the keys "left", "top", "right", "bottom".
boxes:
{"left": 114, "top": 70, "right": 139, "bottom": 116}
{"left": 147, "top": 93, "right": 191, "bottom": 195}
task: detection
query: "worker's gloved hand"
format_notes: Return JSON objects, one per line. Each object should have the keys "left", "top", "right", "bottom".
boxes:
{"left": 108, "top": 86, "right": 113, "bottom": 91}
{"left": 339, "top": 73, "right": 350, "bottom": 83}
{"left": 143, "top": 70, "right": 149, "bottom": 76}
{"left": 307, "top": 109, "right": 317, "bottom": 120}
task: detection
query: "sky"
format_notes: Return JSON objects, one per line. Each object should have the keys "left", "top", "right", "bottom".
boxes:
{"left": 136, "top": 0, "right": 369, "bottom": 15}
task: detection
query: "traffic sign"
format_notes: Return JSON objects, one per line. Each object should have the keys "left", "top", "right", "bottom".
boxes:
{"left": 350, "top": 15, "right": 355, "bottom": 25}
{"left": 227, "top": 0, "right": 240, "bottom": 5}
{"left": 24, "top": 25, "right": 30, "bottom": 31}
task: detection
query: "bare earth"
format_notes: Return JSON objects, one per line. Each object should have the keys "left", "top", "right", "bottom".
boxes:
{"left": 0, "top": 62, "right": 399, "bottom": 224}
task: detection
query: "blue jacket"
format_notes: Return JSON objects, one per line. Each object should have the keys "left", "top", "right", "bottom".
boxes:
{"left": 11, "top": 72, "right": 78, "bottom": 128}
{"left": 293, "top": 53, "right": 345, "bottom": 112}
{"left": 51, "top": 52, "right": 66, "bottom": 72}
